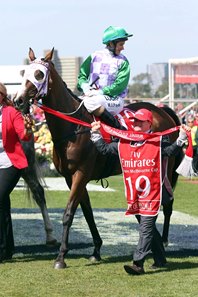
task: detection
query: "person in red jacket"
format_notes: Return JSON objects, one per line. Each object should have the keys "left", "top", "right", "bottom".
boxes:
{"left": 0, "top": 82, "right": 33, "bottom": 263}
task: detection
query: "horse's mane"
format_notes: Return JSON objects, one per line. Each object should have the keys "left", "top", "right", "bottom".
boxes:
{"left": 48, "top": 60, "right": 83, "bottom": 105}
{"left": 62, "top": 81, "right": 82, "bottom": 103}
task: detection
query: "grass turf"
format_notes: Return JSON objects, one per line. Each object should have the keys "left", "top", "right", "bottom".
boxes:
{"left": 3, "top": 175, "right": 197, "bottom": 297}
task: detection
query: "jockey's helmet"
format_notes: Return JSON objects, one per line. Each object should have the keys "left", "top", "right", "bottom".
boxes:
{"left": 102, "top": 26, "right": 133, "bottom": 44}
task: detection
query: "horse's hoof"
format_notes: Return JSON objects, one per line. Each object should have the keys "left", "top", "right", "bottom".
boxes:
{"left": 53, "top": 260, "right": 67, "bottom": 269}
{"left": 89, "top": 255, "right": 101, "bottom": 262}
{"left": 46, "top": 239, "right": 58, "bottom": 247}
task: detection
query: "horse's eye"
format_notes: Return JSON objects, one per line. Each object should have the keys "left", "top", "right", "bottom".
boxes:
{"left": 34, "top": 70, "right": 45, "bottom": 82}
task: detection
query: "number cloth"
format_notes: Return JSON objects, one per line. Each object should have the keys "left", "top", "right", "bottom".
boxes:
{"left": 118, "top": 136, "right": 162, "bottom": 216}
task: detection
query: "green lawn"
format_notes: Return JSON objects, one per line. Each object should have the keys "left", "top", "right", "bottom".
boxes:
{"left": 1, "top": 175, "right": 197, "bottom": 297}
{"left": 11, "top": 175, "right": 198, "bottom": 217}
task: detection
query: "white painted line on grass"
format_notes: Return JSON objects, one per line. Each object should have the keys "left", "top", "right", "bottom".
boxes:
{"left": 15, "top": 177, "right": 115, "bottom": 192}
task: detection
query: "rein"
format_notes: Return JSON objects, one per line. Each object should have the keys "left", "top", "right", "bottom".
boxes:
{"left": 34, "top": 100, "right": 91, "bottom": 128}
{"left": 34, "top": 100, "right": 92, "bottom": 143}
{"left": 61, "top": 100, "right": 85, "bottom": 116}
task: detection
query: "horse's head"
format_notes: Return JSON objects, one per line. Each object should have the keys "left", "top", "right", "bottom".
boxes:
{"left": 14, "top": 48, "right": 54, "bottom": 114}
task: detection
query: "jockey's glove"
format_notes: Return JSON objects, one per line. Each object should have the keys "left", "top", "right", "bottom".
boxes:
{"left": 81, "top": 82, "right": 91, "bottom": 94}
{"left": 177, "top": 130, "right": 188, "bottom": 147}
{"left": 90, "top": 130, "right": 102, "bottom": 143}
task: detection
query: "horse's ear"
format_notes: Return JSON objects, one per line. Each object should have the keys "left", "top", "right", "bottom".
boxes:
{"left": 29, "top": 48, "right": 36, "bottom": 61}
{"left": 44, "top": 48, "right": 54, "bottom": 62}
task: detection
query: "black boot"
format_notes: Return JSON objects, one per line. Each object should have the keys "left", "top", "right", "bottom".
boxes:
{"left": 99, "top": 109, "right": 124, "bottom": 129}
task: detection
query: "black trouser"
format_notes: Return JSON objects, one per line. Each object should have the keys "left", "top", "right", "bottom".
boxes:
{"left": 133, "top": 215, "right": 166, "bottom": 267}
{"left": 0, "top": 166, "right": 21, "bottom": 261}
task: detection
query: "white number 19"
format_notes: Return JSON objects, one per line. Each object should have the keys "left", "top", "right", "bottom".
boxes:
{"left": 126, "top": 175, "right": 151, "bottom": 201}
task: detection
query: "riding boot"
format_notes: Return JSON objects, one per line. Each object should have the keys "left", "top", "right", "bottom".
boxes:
{"left": 99, "top": 109, "right": 124, "bottom": 130}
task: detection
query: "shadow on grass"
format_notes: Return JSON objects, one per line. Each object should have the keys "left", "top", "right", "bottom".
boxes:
{"left": 101, "top": 250, "right": 198, "bottom": 274}
{"left": 11, "top": 244, "right": 198, "bottom": 273}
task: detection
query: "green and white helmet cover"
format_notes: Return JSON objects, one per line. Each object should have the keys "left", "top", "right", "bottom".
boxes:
{"left": 102, "top": 26, "right": 133, "bottom": 44}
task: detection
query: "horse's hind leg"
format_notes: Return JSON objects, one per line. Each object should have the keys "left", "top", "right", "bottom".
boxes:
{"left": 21, "top": 168, "right": 57, "bottom": 245}
{"left": 162, "top": 199, "right": 174, "bottom": 247}
{"left": 80, "top": 189, "right": 102, "bottom": 261}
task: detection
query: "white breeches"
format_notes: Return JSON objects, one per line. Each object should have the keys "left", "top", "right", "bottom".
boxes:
{"left": 82, "top": 94, "right": 124, "bottom": 116}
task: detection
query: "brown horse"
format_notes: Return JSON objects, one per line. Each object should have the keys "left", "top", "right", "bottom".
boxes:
{"left": 14, "top": 48, "right": 182, "bottom": 269}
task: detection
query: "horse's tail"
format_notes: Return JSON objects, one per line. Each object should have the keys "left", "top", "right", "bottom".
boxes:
{"left": 171, "top": 150, "right": 184, "bottom": 190}
{"left": 21, "top": 138, "right": 48, "bottom": 205}
{"left": 161, "top": 105, "right": 183, "bottom": 191}
{"left": 21, "top": 158, "right": 47, "bottom": 204}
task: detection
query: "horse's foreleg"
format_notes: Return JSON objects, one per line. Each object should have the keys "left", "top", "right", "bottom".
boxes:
{"left": 21, "top": 171, "right": 57, "bottom": 245}
{"left": 80, "top": 189, "right": 102, "bottom": 262}
{"left": 162, "top": 199, "right": 174, "bottom": 247}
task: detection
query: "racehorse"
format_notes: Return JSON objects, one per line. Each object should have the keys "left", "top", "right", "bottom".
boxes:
{"left": 14, "top": 48, "right": 183, "bottom": 269}
{"left": 20, "top": 137, "right": 57, "bottom": 246}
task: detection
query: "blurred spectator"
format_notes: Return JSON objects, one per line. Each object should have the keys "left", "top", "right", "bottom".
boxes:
{"left": 175, "top": 103, "right": 186, "bottom": 124}
{"left": 186, "top": 116, "right": 198, "bottom": 155}
{"left": 193, "top": 112, "right": 198, "bottom": 127}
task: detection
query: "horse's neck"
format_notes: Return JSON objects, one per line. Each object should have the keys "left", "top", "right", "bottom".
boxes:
{"left": 46, "top": 84, "right": 77, "bottom": 112}
{"left": 43, "top": 68, "right": 92, "bottom": 139}
{"left": 46, "top": 65, "right": 78, "bottom": 112}
{"left": 42, "top": 83, "right": 83, "bottom": 142}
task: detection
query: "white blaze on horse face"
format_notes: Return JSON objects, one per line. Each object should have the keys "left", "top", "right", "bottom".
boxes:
{"left": 14, "top": 82, "right": 28, "bottom": 101}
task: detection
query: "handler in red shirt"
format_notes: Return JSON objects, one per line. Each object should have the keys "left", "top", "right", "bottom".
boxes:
{"left": 91, "top": 108, "right": 190, "bottom": 275}
{"left": 0, "top": 82, "right": 33, "bottom": 263}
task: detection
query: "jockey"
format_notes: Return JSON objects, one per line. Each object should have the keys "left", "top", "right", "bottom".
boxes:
{"left": 77, "top": 26, "right": 133, "bottom": 128}
{"left": 90, "top": 108, "right": 190, "bottom": 275}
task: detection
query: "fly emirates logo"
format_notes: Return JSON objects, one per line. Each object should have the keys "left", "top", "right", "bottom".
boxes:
{"left": 121, "top": 151, "right": 155, "bottom": 168}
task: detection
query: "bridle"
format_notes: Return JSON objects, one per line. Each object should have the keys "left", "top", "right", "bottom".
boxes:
{"left": 17, "top": 58, "right": 85, "bottom": 117}
{"left": 15, "top": 57, "right": 92, "bottom": 141}
{"left": 26, "top": 59, "right": 50, "bottom": 100}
